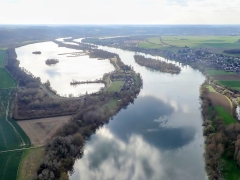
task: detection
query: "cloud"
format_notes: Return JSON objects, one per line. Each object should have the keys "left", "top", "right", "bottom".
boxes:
{"left": 0, "top": 0, "right": 239, "bottom": 24}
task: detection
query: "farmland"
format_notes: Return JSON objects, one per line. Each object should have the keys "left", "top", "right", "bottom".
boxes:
{"left": 217, "top": 81, "right": 240, "bottom": 91}
{"left": 161, "top": 36, "right": 240, "bottom": 49}
{"left": 0, "top": 89, "right": 31, "bottom": 180}
{"left": 0, "top": 68, "right": 17, "bottom": 88}
{"left": 205, "top": 69, "right": 237, "bottom": 76}
{"left": 17, "top": 116, "right": 70, "bottom": 146}
{"left": 0, "top": 50, "right": 6, "bottom": 67}
{"left": 0, "top": 151, "right": 23, "bottom": 180}
{"left": 138, "top": 36, "right": 240, "bottom": 55}
{"left": 207, "top": 91, "right": 232, "bottom": 114}
{"left": 215, "top": 106, "right": 237, "bottom": 125}
{"left": 205, "top": 70, "right": 240, "bottom": 91}
{"left": 138, "top": 37, "right": 173, "bottom": 50}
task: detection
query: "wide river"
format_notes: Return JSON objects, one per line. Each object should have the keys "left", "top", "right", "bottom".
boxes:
{"left": 16, "top": 39, "right": 207, "bottom": 180}
{"left": 71, "top": 43, "right": 207, "bottom": 180}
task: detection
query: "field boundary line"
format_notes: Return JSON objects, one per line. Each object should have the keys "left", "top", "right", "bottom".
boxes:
{"left": 0, "top": 146, "right": 43, "bottom": 153}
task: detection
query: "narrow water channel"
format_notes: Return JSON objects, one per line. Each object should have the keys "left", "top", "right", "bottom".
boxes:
{"left": 70, "top": 44, "right": 207, "bottom": 180}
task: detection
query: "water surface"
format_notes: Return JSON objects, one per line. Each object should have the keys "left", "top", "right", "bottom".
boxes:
{"left": 16, "top": 41, "right": 114, "bottom": 96}
{"left": 70, "top": 43, "right": 207, "bottom": 180}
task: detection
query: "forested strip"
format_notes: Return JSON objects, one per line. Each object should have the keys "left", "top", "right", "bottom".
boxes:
{"left": 201, "top": 82, "right": 240, "bottom": 180}
{"left": 134, "top": 55, "right": 181, "bottom": 74}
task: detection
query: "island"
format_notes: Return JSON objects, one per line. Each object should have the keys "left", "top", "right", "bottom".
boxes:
{"left": 45, "top": 58, "right": 59, "bottom": 65}
{"left": 134, "top": 54, "right": 181, "bottom": 74}
{"left": 32, "top": 51, "right": 41, "bottom": 54}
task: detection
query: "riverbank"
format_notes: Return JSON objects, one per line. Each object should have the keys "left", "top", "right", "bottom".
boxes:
{"left": 200, "top": 80, "right": 240, "bottom": 180}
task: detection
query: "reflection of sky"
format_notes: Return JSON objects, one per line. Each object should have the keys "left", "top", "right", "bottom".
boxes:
{"left": 70, "top": 45, "right": 207, "bottom": 180}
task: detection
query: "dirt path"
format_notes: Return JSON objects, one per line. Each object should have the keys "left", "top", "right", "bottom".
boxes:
{"left": 0, "top": 146, "right": 42, "bottom": 153}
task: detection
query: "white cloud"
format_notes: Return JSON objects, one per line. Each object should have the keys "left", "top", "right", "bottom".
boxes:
{"left": 0, "top": 0, "right": 239, "bottom": 24}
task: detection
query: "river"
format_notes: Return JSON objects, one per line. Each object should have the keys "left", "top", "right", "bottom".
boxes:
{"left": 16, "top": 39, "right": 207, "bottom": 180}
{"left": 70, "top": 43, "right": 207, "bottom": 180}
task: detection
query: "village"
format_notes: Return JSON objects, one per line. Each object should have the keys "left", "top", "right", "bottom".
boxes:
{"left": 83, "top": 37, "right": 240, "bottom": 73}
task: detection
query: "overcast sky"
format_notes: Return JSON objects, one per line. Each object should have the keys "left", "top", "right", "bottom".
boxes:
{"left": 0, "top": 0, "right": 239, "bottom": 24}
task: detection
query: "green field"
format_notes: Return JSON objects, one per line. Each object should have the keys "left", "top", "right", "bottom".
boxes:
{"left": 206, "top": 85, "right": 216, "bottom": 92}
{"left": 162, "top": 36, "right": 240, "bottom": 49}
{"left": 0, "top": 151, "right": 24, "bottom": 180}
{"left": 205, "top": 69, "right": 237, "bottom": 76}
{"left": 138, "top": 37, "right": 174, "bottom": 50}
{"left": 0, "top": 89, "right": 31, "bottom": 180}
{"left": 0, "top": 50, "right": 6, "bottom": 67}
{"left": 139, "top": 36, "right": 240, "bottom": 54}
{"left": 0, "top": 68, "right": 17, "bottom": 88}
{"left": 214, "top": 106, "right": 237, "bottom": 125}
{"left": 217, "top": 80, "right": 240, "bottom": 90}
{"left": 222, "top": 156, "right": 240, "bottom": 180}
{"left": 107, "top": 81, "right": 124, "bottom": 92}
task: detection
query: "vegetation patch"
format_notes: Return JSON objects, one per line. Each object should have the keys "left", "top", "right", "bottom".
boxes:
{"left": 214, "top": 106, "right": 237, "bottom": 125}
{"left": 0, "top": 151, "right": 24, "bottom": 180}
{"left": 206, "top": 85, "right": 216, "bottom": 92}
{"left": 217, "top": 80, "right": 240, "bottom": 89}
{"left": 0, "top": 68, "right": 17, "bottom": 88}
{"left": 222, "top": 156, "right": 240, "bottom": 180}
{"left": 205, "top": 69, "right": 237, "bottom": 76}
{"left": 107, "top": 81, "right": 124, "bottom": 92}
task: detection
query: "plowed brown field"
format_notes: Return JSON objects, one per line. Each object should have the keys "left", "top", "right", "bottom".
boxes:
{"left": 207, "top": 91, "right": 232, "bottom": 113}
{"left": 17, "top": 116, "right": 70, "bottom": 146}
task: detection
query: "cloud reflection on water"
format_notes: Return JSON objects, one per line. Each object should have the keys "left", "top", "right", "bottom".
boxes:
{"left": 70, "top": 96, "right": 202, "bottom": 180}
{"left": 71, "top": 128, "right": 164, "bottom": 180}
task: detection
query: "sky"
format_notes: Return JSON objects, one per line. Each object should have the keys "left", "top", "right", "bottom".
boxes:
{"left": 0, "top": 0, "right": 239, "bottom": 24}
